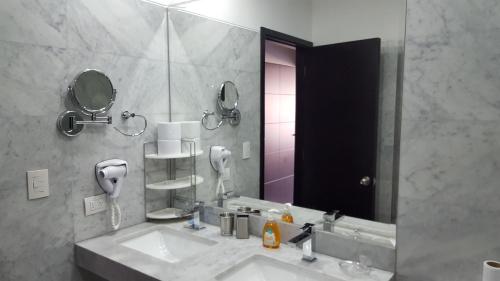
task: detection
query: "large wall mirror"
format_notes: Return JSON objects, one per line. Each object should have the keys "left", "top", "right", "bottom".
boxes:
{"left": 165, "top": 0, "right": 406, "bottom": 248}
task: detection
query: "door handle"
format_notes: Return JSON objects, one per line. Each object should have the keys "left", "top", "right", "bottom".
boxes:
{"left": 360, "top": 176, "right": 372, "bottom": 186}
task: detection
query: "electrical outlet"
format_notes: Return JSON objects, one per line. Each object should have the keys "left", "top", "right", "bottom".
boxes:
{"left": 84, "top": 194, "right": 107, "bottom": 216}
{"left": 242, "top": 141, "right": 251, "bottom": 159}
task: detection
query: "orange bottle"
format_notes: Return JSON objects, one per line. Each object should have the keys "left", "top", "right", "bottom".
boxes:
{"left": 262, "top": 212, "right": 281, "bottom": 249}
{"left": 281, "top": 203, "right": 294, "bottom": 224}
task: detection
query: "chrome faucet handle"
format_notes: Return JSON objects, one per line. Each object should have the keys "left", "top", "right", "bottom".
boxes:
{"left": 223, "top": 190, "right": 235, "bottom": 199}
{"left": 301, "top": 223, "right": 315, "bottom": 233}
{"left": 323, "top": 210, "right": 341, "bottom": 232}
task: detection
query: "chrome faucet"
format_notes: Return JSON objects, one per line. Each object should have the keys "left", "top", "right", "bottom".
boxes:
{"left": 287, "top": 223, "right": 317, "bottom": 262}
{"left": 217, "top": 191, "right": 236, "bottom": 207}
{"left": 185, "top": 201, "right": 205, "bottom": 230}
{"left": 323, "top": 210, "right": 343, "bottom": 232}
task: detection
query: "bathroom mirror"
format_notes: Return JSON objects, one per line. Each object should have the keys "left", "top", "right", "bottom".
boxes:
{"left": 57, "top": 69, "right": 115, "bottom": 137}
{"left": 217, "top": 81, "right": 239, "bottom": 113}
{"left": 164, "top": 1, "right": 405, "bottom": 247}
{"left": 69, "top": 69, "right": 116, "bottom": 115}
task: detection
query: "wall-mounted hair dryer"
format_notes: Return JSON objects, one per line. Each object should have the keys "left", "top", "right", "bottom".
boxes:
{"left": 210, "top": 146, "right": 231, "bottom": 176}
{"left": 95, "top": 159, "right": 128, "bottom": 230}
{"left": 210, "top": 146, "right": 231, "bottom": 207}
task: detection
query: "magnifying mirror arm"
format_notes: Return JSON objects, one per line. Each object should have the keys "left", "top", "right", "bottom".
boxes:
{"left": 201, "top": 109, "right": 241, "bottom": 130}
{"left": 73, "top": 114, "right": 112, "bottom": 126}
{"left": 67, "top": 114, "right": 112, "bottom": 132}
{"left": 221, "top": 112, "right": 238, "bottom": 120}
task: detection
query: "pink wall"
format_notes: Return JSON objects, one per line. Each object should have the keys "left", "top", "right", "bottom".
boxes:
{"left": 264, "top": 41, "right": 296, "bottom": 204}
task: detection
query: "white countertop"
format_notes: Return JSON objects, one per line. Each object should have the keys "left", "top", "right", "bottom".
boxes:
{"left": 76, "top": 221, "right": 393, "bottom": 281}
{"left": 224, "top": 197, "right": 396, "bottom": 248}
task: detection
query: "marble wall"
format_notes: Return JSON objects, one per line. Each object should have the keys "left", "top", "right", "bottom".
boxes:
{"left": 376, "top": 41, "right": 404, "bottom": 223}
{"left": 167, "top": 9, "right": 261, "bottom": 204}
{"left": 397, "top": 0, "right": 500, "bottom": 280}
{"left": 0, "top": 0, "right": 168, "bottom": 280}
{"left": 0, "top": 3, "right": 260, "bottom": 280}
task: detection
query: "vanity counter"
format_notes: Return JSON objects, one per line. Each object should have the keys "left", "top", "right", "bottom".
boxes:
{"left": 76, "top": 221, "right": 393, "bottom": 281}
{"left": 224, "top": 197, "right": 396, "bottom": 248}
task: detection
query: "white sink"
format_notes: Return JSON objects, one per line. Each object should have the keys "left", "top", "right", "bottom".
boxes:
{"left": 119, "top": 227, "right": 217, "bottom": 263}
{"left": 215, "top": 255, "right": 342, "bottom": 281}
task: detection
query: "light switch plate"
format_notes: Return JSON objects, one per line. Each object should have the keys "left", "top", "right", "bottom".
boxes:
{"left": 242, "top": 141, "right": 251, "bottom": 159}
{"left": 84, "top": 194, "right": 107, "bottom": 216}
{"left": 26, "top": 169, "right": 49, "bottom": 200}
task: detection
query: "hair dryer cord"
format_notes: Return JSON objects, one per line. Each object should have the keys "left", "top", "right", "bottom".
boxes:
{"left": 110, "top": 198, "right": 122, "bottom": 230}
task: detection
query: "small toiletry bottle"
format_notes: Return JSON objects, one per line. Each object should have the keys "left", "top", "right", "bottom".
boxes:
{"left": 281, "top": 203, "right": 294, "bottom": 224}
{"left": 262, "top": 211, "right": 281, "bottom": 249}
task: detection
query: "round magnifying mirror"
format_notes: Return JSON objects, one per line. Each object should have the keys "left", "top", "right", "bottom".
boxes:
{"left": 217, "top": 81, "right": 239, "bottom": 113}
{"left": 69, "top": 69, "right": 116, "bottom": 114}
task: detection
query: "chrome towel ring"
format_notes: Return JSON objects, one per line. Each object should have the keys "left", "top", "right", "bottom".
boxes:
{"left": 114, "top": 111, "right": 147, "bottom": 137}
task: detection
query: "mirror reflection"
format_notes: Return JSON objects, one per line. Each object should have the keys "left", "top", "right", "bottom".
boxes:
{"left": 218, "top": 81, "right": 239, "bottom": 112}
{"left": 164, "top": 0, "right": 405, "bottom": 248}
{"left": 70, "top": 69, "right": 115, "bottom": 114}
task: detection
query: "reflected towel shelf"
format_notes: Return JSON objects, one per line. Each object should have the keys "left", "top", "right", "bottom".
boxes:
{"left": 145, "top": 150, "right": 203, "bottom": 159}
{"left": 146, "top": 208, "right": 190, "bottom": 220}
{"left": 146, "top": 175, "right": 204, "bottom": 190}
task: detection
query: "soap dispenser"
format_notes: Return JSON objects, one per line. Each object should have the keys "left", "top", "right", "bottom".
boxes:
{"left": 281, "top": 203, "right": 294, "bottom": 224}
{"left": 262, "top": 209, "right": 281, "bottom": 249}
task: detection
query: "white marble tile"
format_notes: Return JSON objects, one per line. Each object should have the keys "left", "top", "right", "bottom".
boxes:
{"left": 399, "top": 1, "right": 500, "bottom": 280}
{"left": 0, "top": 41, "right": 71, "bottom": 117}
{"left": 75, "top": 221, "right": 394, "bottom": 281}
{"left": 397, "top": 196, "right": 500, "bottom": 281}
{"left": 67, "top": 0, "right": 167, "bottom": 59}
{"left": 0, "top": 0, "right": 171, "bottom": 279}
{"left": 0, "top": 28, "right": 170, "bottom": 264}
{"left": 169, "top": 11, "right": 260, "bottom": 201}
{"left": 399, "top": 120, "right": 500, "bottom": 202}
{"left": 0, "top": 0, "right": 67, "bottom": 47}
{"left": 168, "top": 9, "right": 259, "bottom": 72}
{"left": 374, "top": 179, "right": 393, "bottom": 223}
{"left": 314, "top": 230, "right": 396, "bottom": 272}
{"left": 379, "top": 45, "right": 399, "bottom": 146}
{"left": 403, "top": 0, "right": 500, "bottom": 122}
{"left": 168, "top": 59, "right": 260, "bottom": 203}
{"left": 0, "top": 170, "right": 74, "bottom": 281}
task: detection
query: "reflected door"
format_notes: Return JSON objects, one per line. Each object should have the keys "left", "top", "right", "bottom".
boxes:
{"left": 295, "top": 38, "right": 381, "bottom": 220}
{"left": 263, "top": 41, "right": 297, "bottom": 203}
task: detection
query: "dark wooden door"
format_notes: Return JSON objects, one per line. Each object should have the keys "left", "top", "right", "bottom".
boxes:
{"left": 295, "top": 38, "right": 381, "bottom": 220}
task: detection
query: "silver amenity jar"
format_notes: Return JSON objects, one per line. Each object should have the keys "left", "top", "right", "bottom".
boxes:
{"left": 219, "top": 212, "right": 235, "bottom": 236}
